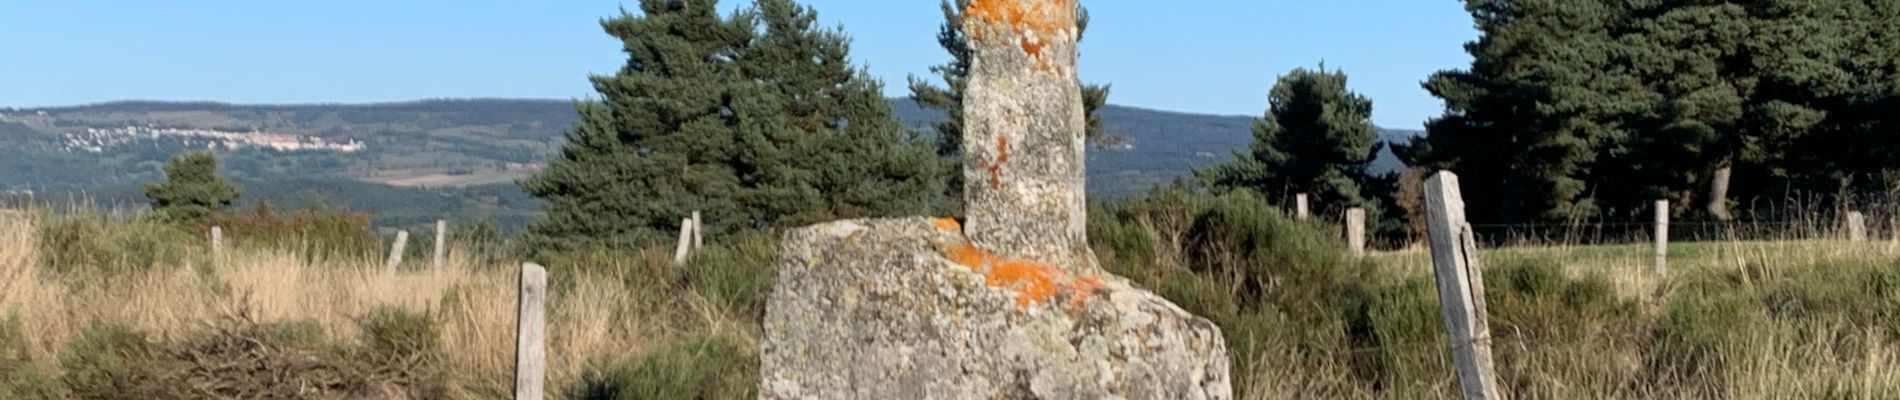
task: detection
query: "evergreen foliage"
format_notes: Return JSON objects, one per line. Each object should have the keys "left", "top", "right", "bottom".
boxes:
{"left": 141, "top": 152, "right": 241, "bottom": 222}
{"left": 1198, "top": 66, "right": 1384, "bottom": 220}
{"left": 1401, "top": 0, "right": 1900, "bottom": 226}
{"left": 907, "top": 0, "right": 1113, "bottom": 215}
{"left": 521, "top": 0, "right": 944, "bottom": 251}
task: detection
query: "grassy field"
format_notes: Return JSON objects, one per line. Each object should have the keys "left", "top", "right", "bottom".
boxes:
{"left": 0, "top": 209, "right": 764, "bottom": 399}
{"left": 3, "top": 201, "right": 1900, "bottom": 399}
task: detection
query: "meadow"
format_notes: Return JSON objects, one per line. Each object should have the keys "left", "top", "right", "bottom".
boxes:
{"left": 3, "top": 193, "right": 1899, "bottom": 399}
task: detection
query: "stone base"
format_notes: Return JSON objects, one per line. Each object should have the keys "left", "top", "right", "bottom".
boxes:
{"left": 760, "top": 218, "right": 1231, "bottom": 399}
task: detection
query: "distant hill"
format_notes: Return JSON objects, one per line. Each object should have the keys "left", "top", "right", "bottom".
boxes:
{"left": 0, "top": 98, "right": 1418, "bottom": 228}
{"left": 890, "top": 99, "right": 1419, "bottom": 197}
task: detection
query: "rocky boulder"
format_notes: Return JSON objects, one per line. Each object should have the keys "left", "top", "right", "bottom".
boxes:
{"left": 759, "top": 218, "right": 1231, "bottom": 399}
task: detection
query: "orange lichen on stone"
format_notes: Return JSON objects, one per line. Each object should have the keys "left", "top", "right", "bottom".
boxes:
{"left": 982, "top": 136, "right": 1010, "bottom": 190}
{"left": 988, "top": 259, "right": 1060, "bottom": 306}
{"left": 937, "top": 238, "right": 1101, "bottom": 308}
{"left": 964, "top": 0, "right": 1074, "bottom": 75}
{"left": 932, "top": 218, "right": 963, "bottom": 233}
{"left": 1062, "top": 276, "right": 1105, "bottom": 309}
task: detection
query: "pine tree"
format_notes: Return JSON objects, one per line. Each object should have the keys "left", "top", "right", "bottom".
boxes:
{"left": 908, "top": 0, "right": 1111, "bottom": 215}
{"left": 521, "top": 0, "right": 942, "bottom": 250}
{"left": 143, "top": 152, "right": 241, "bottom": 222}
{"left": 1197, "top": 66, "right": 1381, "bottom": 219}
{"left": 1399, "top": 0, "right": 1633, "bottom": 224}
{"left": 740, "top": 0, "right": 945, "bottom": 224}
{"left": 1401, "top": 0, "right": 1900, "bottom": 224}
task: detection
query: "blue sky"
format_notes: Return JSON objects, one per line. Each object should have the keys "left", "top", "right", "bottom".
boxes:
{"left": 0, "top": 1, "right": 1476, "bottom": 129}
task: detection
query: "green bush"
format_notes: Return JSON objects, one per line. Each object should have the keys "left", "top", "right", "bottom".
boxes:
{"left": 453, "top": 219, "right": 513, "bottom": 267}
{"left": 36, "top": 215, "right": 104, "bottom": 273}
{"left": 1647, "top": 261, "right": 1773, "bottom": 385}
{"left": 1759, "top": 259, "right": 1900, "bottom": 336}
{"left": 0, "top": 364, "right": 64, "bottom": 400}
{"left": 58, "top": 322, "right": 145, "bottom": 400}
{"left": 1483, "top": 258, "right": 1635, "bottom": 339}
{"left": 36, "top": 215, "right": 200, "bottom": 274}
{"left": 0, "top": 313, "right": 24, "bottom": 372}
{"left": 95, "top": 220, "right": 199, "bottom": 273}
{"left": 204, "top": 205, "right": 380, "bottom": 263}
{"left": 1184, "top": 190, "right": 1367, "bottom": 317}
{"left": 678, "top": 232, "right": 778, "bottom": 319}
{"left": 358, "top": 306, "right": 438, "bottom": 360}
{"left": 569, "top": 335, "right": 756, "bottom": 400}
{"left": 1354, "top": 278, "right": 1447, "bottom": 386}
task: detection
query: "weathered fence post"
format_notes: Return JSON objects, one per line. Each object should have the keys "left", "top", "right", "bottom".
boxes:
{"left": 1847, "top": 211, "right": 1867, "bottom": 242}
{"left": 691, "top": 211, "right": 703, "bottom": 250}
{"left": 210, "top": 226, "right": 223, "bottom": 266}
{"left": 1654, "top": 199, "right": 1669, "bottom": 275}
{"left": 433, "top": 219, "right": 448, "bottom": 276}
{"left": 1295, "top": 193, "right": 1310, "bottom": 220}
{"left": 384, "top": 230, "right": 409, "bottom": 274}
{"left": 1422, "top": 171, "right": 1502, "bottom": 400}
{"left": 515, "top": 263, "right": 547, "bottom": 400}
{"left": 1346, "top": 207, "right": 1366, "bottom": 257}
{"left": 673, "top": 217, "right": 693, "bottom": 265}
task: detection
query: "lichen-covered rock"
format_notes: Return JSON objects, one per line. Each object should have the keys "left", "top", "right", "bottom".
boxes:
{"left": 760, "top": 218, "right": 1231, "bottom": 399}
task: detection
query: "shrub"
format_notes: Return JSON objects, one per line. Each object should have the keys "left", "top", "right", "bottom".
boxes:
{"left": 358, "top": 306, "right": 439, "bottom": 360}
{"left": 36, "top": 215, "right": 201, "bottom": 274}
{"left": 1648, "top": 264, "right": 1769, "bottom": 385}
{"left": 203, "top": 204, "right": 379, "bottom": 263}
{"left": 36, "top": 215, "right": 104, "bottom": 273}
{"left": 454, "top": 219, "right": 513, "bottom": 267}
{"left": 1483, "top": 258, "right": 1635, "bottom": 339}
{"left": 58, "top": 322, "right": 145, "bottom": 400}
{"left": 1183, "top": 190, "right": 1369, "bottom": 322}
{"left": 0, "top": 312, "right": 25, "bottom": 372}
{"left": 569, "top": 335, "right": 756, "bottom": 400}
{"left": 1760, "top": 259, "right": 1900, "bottom": 336}
{"left": 0, "top": 364, "right": 64, "bottom": 400}
{"left": 94, "top": 220, "right": 198, "bottom": 273}
{"left": 0, "top": 313, "right": 61, "bottom": 400}
{"left": 678, "top": 232, "right": 778, "bottom": 319}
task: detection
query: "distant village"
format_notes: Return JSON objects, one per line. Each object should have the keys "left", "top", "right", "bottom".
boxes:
{"left": 58, "top": 126, "right": 366, "bottom": 154}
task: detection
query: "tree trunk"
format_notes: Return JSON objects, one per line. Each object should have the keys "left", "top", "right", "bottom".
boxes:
{"left": 1707, "top": 165, "right": 1732, "bottom": 222}
{"left": 960, "top": 0, "right": 1092, "bottom": 270}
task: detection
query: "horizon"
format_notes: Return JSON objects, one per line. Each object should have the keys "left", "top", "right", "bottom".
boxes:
{"left": 0, "top": 1, "right": 1475, "bottom": 130}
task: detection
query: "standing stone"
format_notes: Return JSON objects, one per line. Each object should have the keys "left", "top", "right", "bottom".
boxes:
{"left": 761, "top": 1, "right": 1229, "bottom": 398}
{"left": 762, "top": 219, "right": 1231, "bottom": 399}
{"left": 961, "top": 0, "right": 1091, "bottom": 270}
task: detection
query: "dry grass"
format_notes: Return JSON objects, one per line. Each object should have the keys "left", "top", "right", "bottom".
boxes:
{"left": 0, "top": 209, "right": 748, "bottom": 398}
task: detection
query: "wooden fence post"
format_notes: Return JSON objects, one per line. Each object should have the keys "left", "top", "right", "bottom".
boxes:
{"left": 1654, "top": 199, "right": 1669, "bottom": 275}
{"left": 1847, "top": 211, "right": 1866, "bottom": 242}
{"left": 1346, "top": 207, "right": 1366, "bottom": 257}
{"left": 1422, "top": 171, "right": 1502, "bottom": 400}
{"left": 1295, "top": 193, "right": 1310, "bottom": 220}
{"left": 433, "top": 220, "right": 448, "bottom": 276}
{"left": 211, "top": 226, "right": 223, "bottom": 267}
{"left": 515, "top": 263, "right": 548, "bottom": 400}
{"left": 691, "top": 211, "right": 703, "bottom": 250}
{"left": 673, "top": 217, "right": 693, "bottom": 265}
{"left": 384, "top": 230, "right": 409, "bottom": 274}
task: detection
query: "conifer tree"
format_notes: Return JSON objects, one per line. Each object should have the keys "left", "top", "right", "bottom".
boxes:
{"left": 1197, "top": 66, "right": 1381, "bottom": 218}
{"left": 143, "top": 152, "right": 241, "bottom": 222}
{"left": 521, "top": 0, "right": 941, "bottom": 250}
